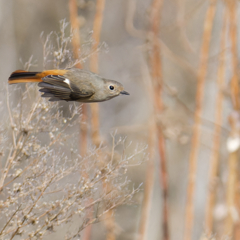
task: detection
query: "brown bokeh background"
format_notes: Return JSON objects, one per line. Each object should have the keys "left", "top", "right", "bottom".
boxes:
{"left": 1, "top": 0, "right": 240, "bottom": 240}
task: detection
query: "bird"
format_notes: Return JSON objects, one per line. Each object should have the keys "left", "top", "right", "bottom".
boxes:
{"left": 8, "top": 68, "right": 129, "bottom": 103}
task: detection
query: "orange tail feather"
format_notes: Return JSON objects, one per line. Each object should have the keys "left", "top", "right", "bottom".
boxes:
{"left": 8, "top": 70, "right": 42, "bottom": 84}
{"left": 8, "top": 69, "right": 68, "bottom": 84}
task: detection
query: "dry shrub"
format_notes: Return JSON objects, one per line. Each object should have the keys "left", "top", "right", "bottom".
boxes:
{"left": 0, "top": 20, "right": 145, "bottom": 240}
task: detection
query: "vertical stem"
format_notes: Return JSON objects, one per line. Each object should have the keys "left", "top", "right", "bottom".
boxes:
{"left": 225, "top": 149, "right": 238, "bottom": 235}
{"left": 82, "top": 205, "right": 93, "bottom": 240}
{"left": 89, "top": 0, "right": 106, "bottom": 147}
{"left": 69, "top": 0, "right": 88, "bottom": 156}
{"left": 204, "top": 9, "right": 227, "bottom": 235}
{"left": 126, "top": 3, "right": 157, "bottom": 238}
{"left": 83, "top": 1, "right": 106, "bottom": 240}
{"left": 69, "top": 0, "right": 81, "bottom": 67}
{"left": 148, "top": 0, "right": 169, "bottom": 239}
{"left": 138, "top": 115, "right": 156, "bottom": 240}
{"left": 225, "top": 112, "right": 239, "bottom": 236}
{"left": 157, "top": 125, "right": 169, "bottom": 240}
{"left": 224, "top": 0, "right": 240, "bottom": 236}
{"left": 228, "top": 0, "right": 240, "bottom": 111}
{"left": 184, "top": 1, "right": 216, "bottom": 240}
{"left": 234, "top": 183, "right": 240, "bottom": 238}
{"left": 103, "top": 182, "right": 116, "bottom": 240}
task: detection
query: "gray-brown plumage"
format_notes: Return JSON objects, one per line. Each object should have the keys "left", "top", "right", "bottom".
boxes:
{"left": 8, "top": 68, "right": 129, "bottom": 102}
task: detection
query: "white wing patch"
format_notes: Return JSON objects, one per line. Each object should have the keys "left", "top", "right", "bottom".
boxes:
{"left": 64, "top": 79, "right": 70, "bottom": 86}
{"left": 63, "top": 78, "right": 73, "bottom": 91}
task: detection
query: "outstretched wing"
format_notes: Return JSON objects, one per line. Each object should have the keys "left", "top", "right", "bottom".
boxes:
{"left": 38, "top": 75, "right": 94, "bottom": 102}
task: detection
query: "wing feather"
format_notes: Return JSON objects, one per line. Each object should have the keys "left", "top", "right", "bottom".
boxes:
{"left": 38, "top": 75, "right": 94, "bottom": 102}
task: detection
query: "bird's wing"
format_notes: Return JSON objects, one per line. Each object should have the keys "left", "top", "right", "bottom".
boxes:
{"left": 38, "top": 75, "right": 94, "bottom": 102}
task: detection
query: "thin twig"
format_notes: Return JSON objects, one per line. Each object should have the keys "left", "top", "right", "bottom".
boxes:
{"left": 69, "top": 0, "right": 88, "bottom": 156}
{"left": 89, "top": 0, "right": 106, "bottom": 147}
{"left": 0, "top": 158, "right": 38, "bottom": 190}
{"left": 10, "top": 175, "right": 56, "bottom": 240}
{"left": 6, "top": 85, "right": 16, "bottom": 149}
{"left": 137, "top": 59, "right": 156, "bottom": 240}
{"left": 86, "top": 1, "right": 107, "bottom": 239}
{"left": 138, "top": 116, "right": 156, "bottom": 240}
{"left": 148, "top": 0, "right": 169, "bottom": 239}
{"left": 224, "top": 0, "right": 240, "bottom": 236}
{"left": 0, "top": 97, "right": 41, "bottom": 191}
{"left": 0, "top": 204, "right": 22, "bottom": 236}
{"left": 0, "top": 134, "right": 23, "bottom": 191}
{"left": 228, "top": 1, "right": 240, "bottom": 110}
{"left": 69, "top": 0, "right": 82, "bottom": 68}
{"left": 204, "top": 9, "right": 227, "bottom": 235}
{"left": 184, "top": 1, "right": 217, "bottom": 240}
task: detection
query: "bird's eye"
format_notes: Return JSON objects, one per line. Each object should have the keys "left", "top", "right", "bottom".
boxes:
{"left": 109, "top": 85, "right": 114, "bottom": 90}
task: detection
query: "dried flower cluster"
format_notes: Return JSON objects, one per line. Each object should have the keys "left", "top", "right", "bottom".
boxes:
{"left": 41, "top": 19, "right": 108, "bottom": 70}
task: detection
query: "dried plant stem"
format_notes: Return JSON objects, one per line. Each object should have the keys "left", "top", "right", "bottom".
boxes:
{"left": 0, "top": 158, "right": 38, "bottom": 190}
{"left": 138, "top": 116, "right": 156, "bottom": 240}
{"left": 157, "top": 127, "right": 168, "bottom": 240}
{"left": 69, "top": 0, "right": 88, "bottom": 156}
{"left": 89, "top": 0, "right": 106, "bottom": 147}
{"left": 80, "top": 1, "right": 107, "bottom": 239}
{"left": 224, "top": 151, "right": 238, "bottom": 235}
{"left": 228, "top": 0, "right": 240, "bottom": 110}
{"left": 69, "top": 0, "right": 81, "bottom": 67}
{"left": 0, "top": 97, "right": 41, "bottom": 190}
{"left": 6, "top": 86, "right": 16, "bottom": 148}
{"left": 184, "top": 1, "right": 217, "bottom": 240}
{"left": 0, "top": 204, "right": 22, "bottom": 236}
{"left": 148, "top": 0, "right": 169, "bottom": 239}
{"left": 103, "top": 181, "right": 116, "bottom": 240}
{"left": 234, "top": 186, "right": 240, "bottom": 238}
{"left": 204, "top": 10, "right": 227, "bottom": 235}
{"left": 10, "top": 175, "right": 56, "bottom": 240}
{"left": 137, "top": 61, "right": 156, "bottom": 240}
{"left": 224, "top": 0, "right": 240, "bottom": 236}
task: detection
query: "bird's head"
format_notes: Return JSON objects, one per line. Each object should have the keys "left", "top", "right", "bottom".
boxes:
{"left": 99, "top": 79, "right": 129, "bottom": 101}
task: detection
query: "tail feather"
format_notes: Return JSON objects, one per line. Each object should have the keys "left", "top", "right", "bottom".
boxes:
{"left": 8, "top": 69, "right": 68, "bottom": 85}
{"left": 8, "top": 70, "right": 42, "bottom": 84}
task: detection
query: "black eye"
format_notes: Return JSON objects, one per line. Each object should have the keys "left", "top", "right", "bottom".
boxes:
{"left": 109, "top": 85, "right": 114, "bottom": 90}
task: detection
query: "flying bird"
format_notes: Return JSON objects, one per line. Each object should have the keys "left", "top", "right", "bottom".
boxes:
{"left": 8, "top": 68, "right": 129, "bottom": 102}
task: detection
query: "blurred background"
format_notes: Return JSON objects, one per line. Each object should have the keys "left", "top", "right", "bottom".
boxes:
{"left": 1, "top": 0, "right": 240, "bottom": 239}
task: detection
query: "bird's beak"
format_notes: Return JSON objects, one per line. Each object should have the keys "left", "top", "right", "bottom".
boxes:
{"left": 120, "top": 90, "right": 130, "bottom": 95}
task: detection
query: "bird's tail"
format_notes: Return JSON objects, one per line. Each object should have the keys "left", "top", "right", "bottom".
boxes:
{"left": 8, "top": 69, "right": 67, "bottom": 84}
{"left": 8, "top": 70, "right": 42, "bottom": 84}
